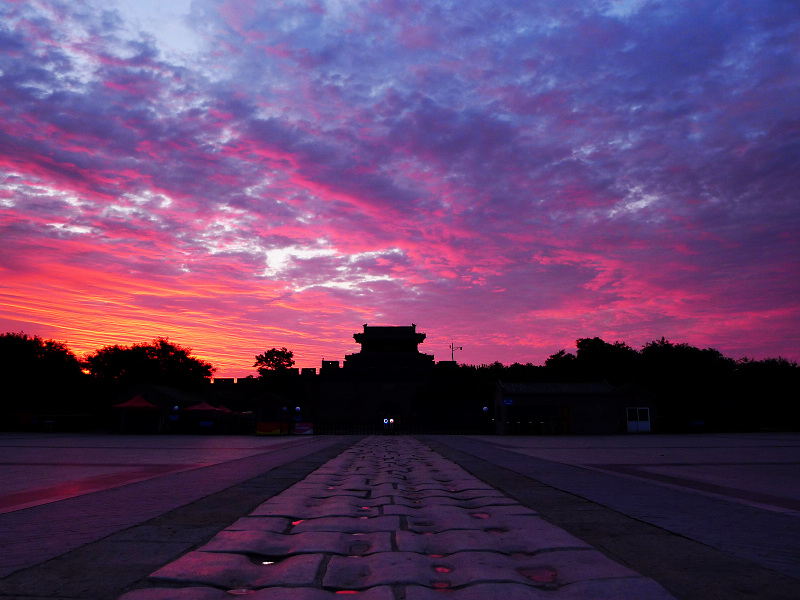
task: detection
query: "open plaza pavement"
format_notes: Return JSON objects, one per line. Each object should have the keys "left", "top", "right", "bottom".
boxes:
{"left": 0, "top": 432, "right": 798, "bottom": 599}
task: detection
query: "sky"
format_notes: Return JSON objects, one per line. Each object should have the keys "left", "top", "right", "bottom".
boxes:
{"left": 1, "top": 0, "right": 799, "bottom": 377}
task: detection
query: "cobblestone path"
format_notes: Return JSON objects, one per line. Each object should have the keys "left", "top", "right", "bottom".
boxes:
{"left": 120, "top": 437, "right": 676, "bottom": 599}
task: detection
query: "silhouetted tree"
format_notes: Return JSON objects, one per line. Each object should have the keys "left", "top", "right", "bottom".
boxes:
{"left": 0, "top": 332, "right": 86, "bottom": 426}
{"left": 731, "top": 356, "right": 800, "bottom": 430}
{"left": 85, "top": 338, "right": 214, "bottom": 390}
{"left": 0, "top": 332, "right": 83, "bottom": 382}
{"left": 502, "top": 362, "right": 543, "bottom": 381}
{"left": 254, "top": 347, "right": 295, "bottom": 377}
{"left": 640, "top": 337, "right": 736, "bottom": 431}
{"left": 575, "top": 337, "right": 641, "bottom": 384}
{"left": 543, "top": 349, "right": 578, "bottom": 379}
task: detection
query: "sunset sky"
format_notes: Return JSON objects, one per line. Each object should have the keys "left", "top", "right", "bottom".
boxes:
{"left": 1, "top": 0, "right": 798, "bottom": 377}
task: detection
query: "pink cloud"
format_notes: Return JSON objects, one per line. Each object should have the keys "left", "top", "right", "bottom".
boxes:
{"left": 0, "top": 0, "right": 797, "bottom": 373}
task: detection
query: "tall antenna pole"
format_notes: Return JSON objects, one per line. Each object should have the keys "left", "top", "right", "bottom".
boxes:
{"left": 449, "top": 341, "right": 463, "bottom": 362}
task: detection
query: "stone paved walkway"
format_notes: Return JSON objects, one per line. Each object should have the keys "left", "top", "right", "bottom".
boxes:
{"left": 120, "top": 436, "right": 675, "bottom": 599}
{"left": 0, "top": 436, "right": 344, "bottom": 580}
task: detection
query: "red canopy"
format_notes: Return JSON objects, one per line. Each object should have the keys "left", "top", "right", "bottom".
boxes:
{"left": 184, "top": 401, "right": 221, "bottom": 411}
{"left": 113, "top": 394, "right": 160, "bottom": 410}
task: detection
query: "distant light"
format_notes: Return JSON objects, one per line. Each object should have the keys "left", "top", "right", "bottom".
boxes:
{"left": 383, "top": 418, "right": 388, "bottom": 424}
{"left": 295, "top": 406, "right": 300, "bottom": 411}
{"left": 173, "top": 406, "right": 179, "bottom": 411}
{"left": 482, "top": 406, "right": 488, "bottom": 412}
{"left": 389, "top": 418, "right": 394, "bottom": 423}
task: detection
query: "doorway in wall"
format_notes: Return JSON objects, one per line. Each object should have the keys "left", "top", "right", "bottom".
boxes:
{"left": 627, "top": 407, "right": 651, "bottom": 432}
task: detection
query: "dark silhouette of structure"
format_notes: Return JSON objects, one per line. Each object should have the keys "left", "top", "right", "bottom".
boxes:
{"left": 5, "top": 326, "right": 798, "bottom": 434}
{"left": 221, "top": 325, "right": 660, "bottom": 435}
{"left": 494, "top": 381, "right": 655, "bottom": 435}
{"left": 343, "top": 324, "right": 434, "bottom": 374}
{"left": 313, "top": 324, "right": 436, "bottom": 432}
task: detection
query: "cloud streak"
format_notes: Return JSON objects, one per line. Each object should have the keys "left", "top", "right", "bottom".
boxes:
{"left": 1, "top": 0, "right": 798, "bottom": 375}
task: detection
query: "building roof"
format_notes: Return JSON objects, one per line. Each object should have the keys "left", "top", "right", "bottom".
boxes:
{"left": 354, "top": 324, "right": 426, "bottom": 341}
{"left": 499, "top": 381, "right": 615, "bottom": 395}
{"left": 361, "top": 325, "right": 418, "bottom": 335}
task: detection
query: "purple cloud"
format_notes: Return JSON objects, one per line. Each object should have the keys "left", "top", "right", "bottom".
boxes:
{"left": 0, "top": 0, "right": 798, "bottom": 374}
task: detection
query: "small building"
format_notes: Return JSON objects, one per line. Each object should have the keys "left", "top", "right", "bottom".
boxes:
{"left": 494, "top": 381, "right": 656, "bottom": 435}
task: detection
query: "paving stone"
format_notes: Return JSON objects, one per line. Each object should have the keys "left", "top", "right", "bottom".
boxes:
{"left": 384, "top": 504, "right": 536, "bottom": 518}
{"left": 118, "top": 436, "right": 677, "bottom": 600}
{"left": 290, "top": 515, "right": 402, "bottom": 533}
{"left": 297, "top": 479, "right": 372, "bottom": 491}
{"left": 119, "top": 587, "right": 229, "bottom": 600}
{"left": 392, "top": 495, "right": 519, "bottom": 509}
{"left": 198, "top": 530, "right": 393, "bottom": 556}
{"left": 325, "top": 553, "right": 432, "bottom": 588}
{"left": 404, "top": 578, "right": 676, "bottom": 599}
{"left": 402, "top": 481, "right": 496, "bottom": 492}
{"left": 325, "top": 550, "right": 636, "bottom": 590}
{"left": 396, "top": 526, "right": 590, "bottom": 554}
{"left": 225, "top": 517, "right": 292, "bottom": 533}
{"left": 301, "top": 474, "right": 369, "bottom": 485}
{"left": 251, "top": 501, "right": 380, "bottom": 519}
{"left": 309, "top": 469, "right": 355, "bottom": 477}
{"left": 367, "top": 475, "right": 410, "bottom": 485}
{"left": 405, "top": 583, "right": 550, "bottom": 599}
{"left": 554, "top": 577, "right": 678, "bottom": 599}
{"left": 149, "top": 552, "right": 322, "bottom": 588}
{"left": 307, "top": 489, "right": 370, "bottom": 499}
{"left": 354, "top": 482, "right": 396, "bottom": 496}
{"left": 451, "top": 549, "right": 637, "bottom": 586}
{"left": 399, "top": 489, "right": 509, "bottom": 502}
{"left": 405, "top": 512, "right": 546, "bottom": 534}
{"left": 251, "top": 497, "right": 325, "bottom": 510}
{"left": 328, "top": 495, "right": 394, "bottom": 508}
{"left": 277, "top": 485, "right": 353, "bottom": 495}
{"left": 120, "top": 586, "right": 396, "bottom": 599}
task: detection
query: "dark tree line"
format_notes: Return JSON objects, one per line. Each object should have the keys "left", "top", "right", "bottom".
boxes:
{"left": 457, "top": 337, "right": 800, "bottom": 432}
{"left": 1, "top": 331, "right": 797, "bottom": 432}
{"left": 0, "top": 333, "right": 214, "bottom": 430}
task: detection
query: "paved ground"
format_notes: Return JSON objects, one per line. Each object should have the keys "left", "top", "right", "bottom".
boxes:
{"left": 426, "top": 434, "right": 800, "bottom": 600}
{"left": 0, "top": 434, "right": 357, "bottom": 597}
{"left": 434, "top": 434, "right": 800, "bottom": 572}
{"left": 456, "top": 433, "right": 800, "bottom": 512}
{"left": 117, "top": 436, "right": 676, "bottom": 600}
{"left": 0, "top": 434, "right": 334, "bottom": 517}
{"left": 0, "top": 433, "right": 798, "bottom": 599}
